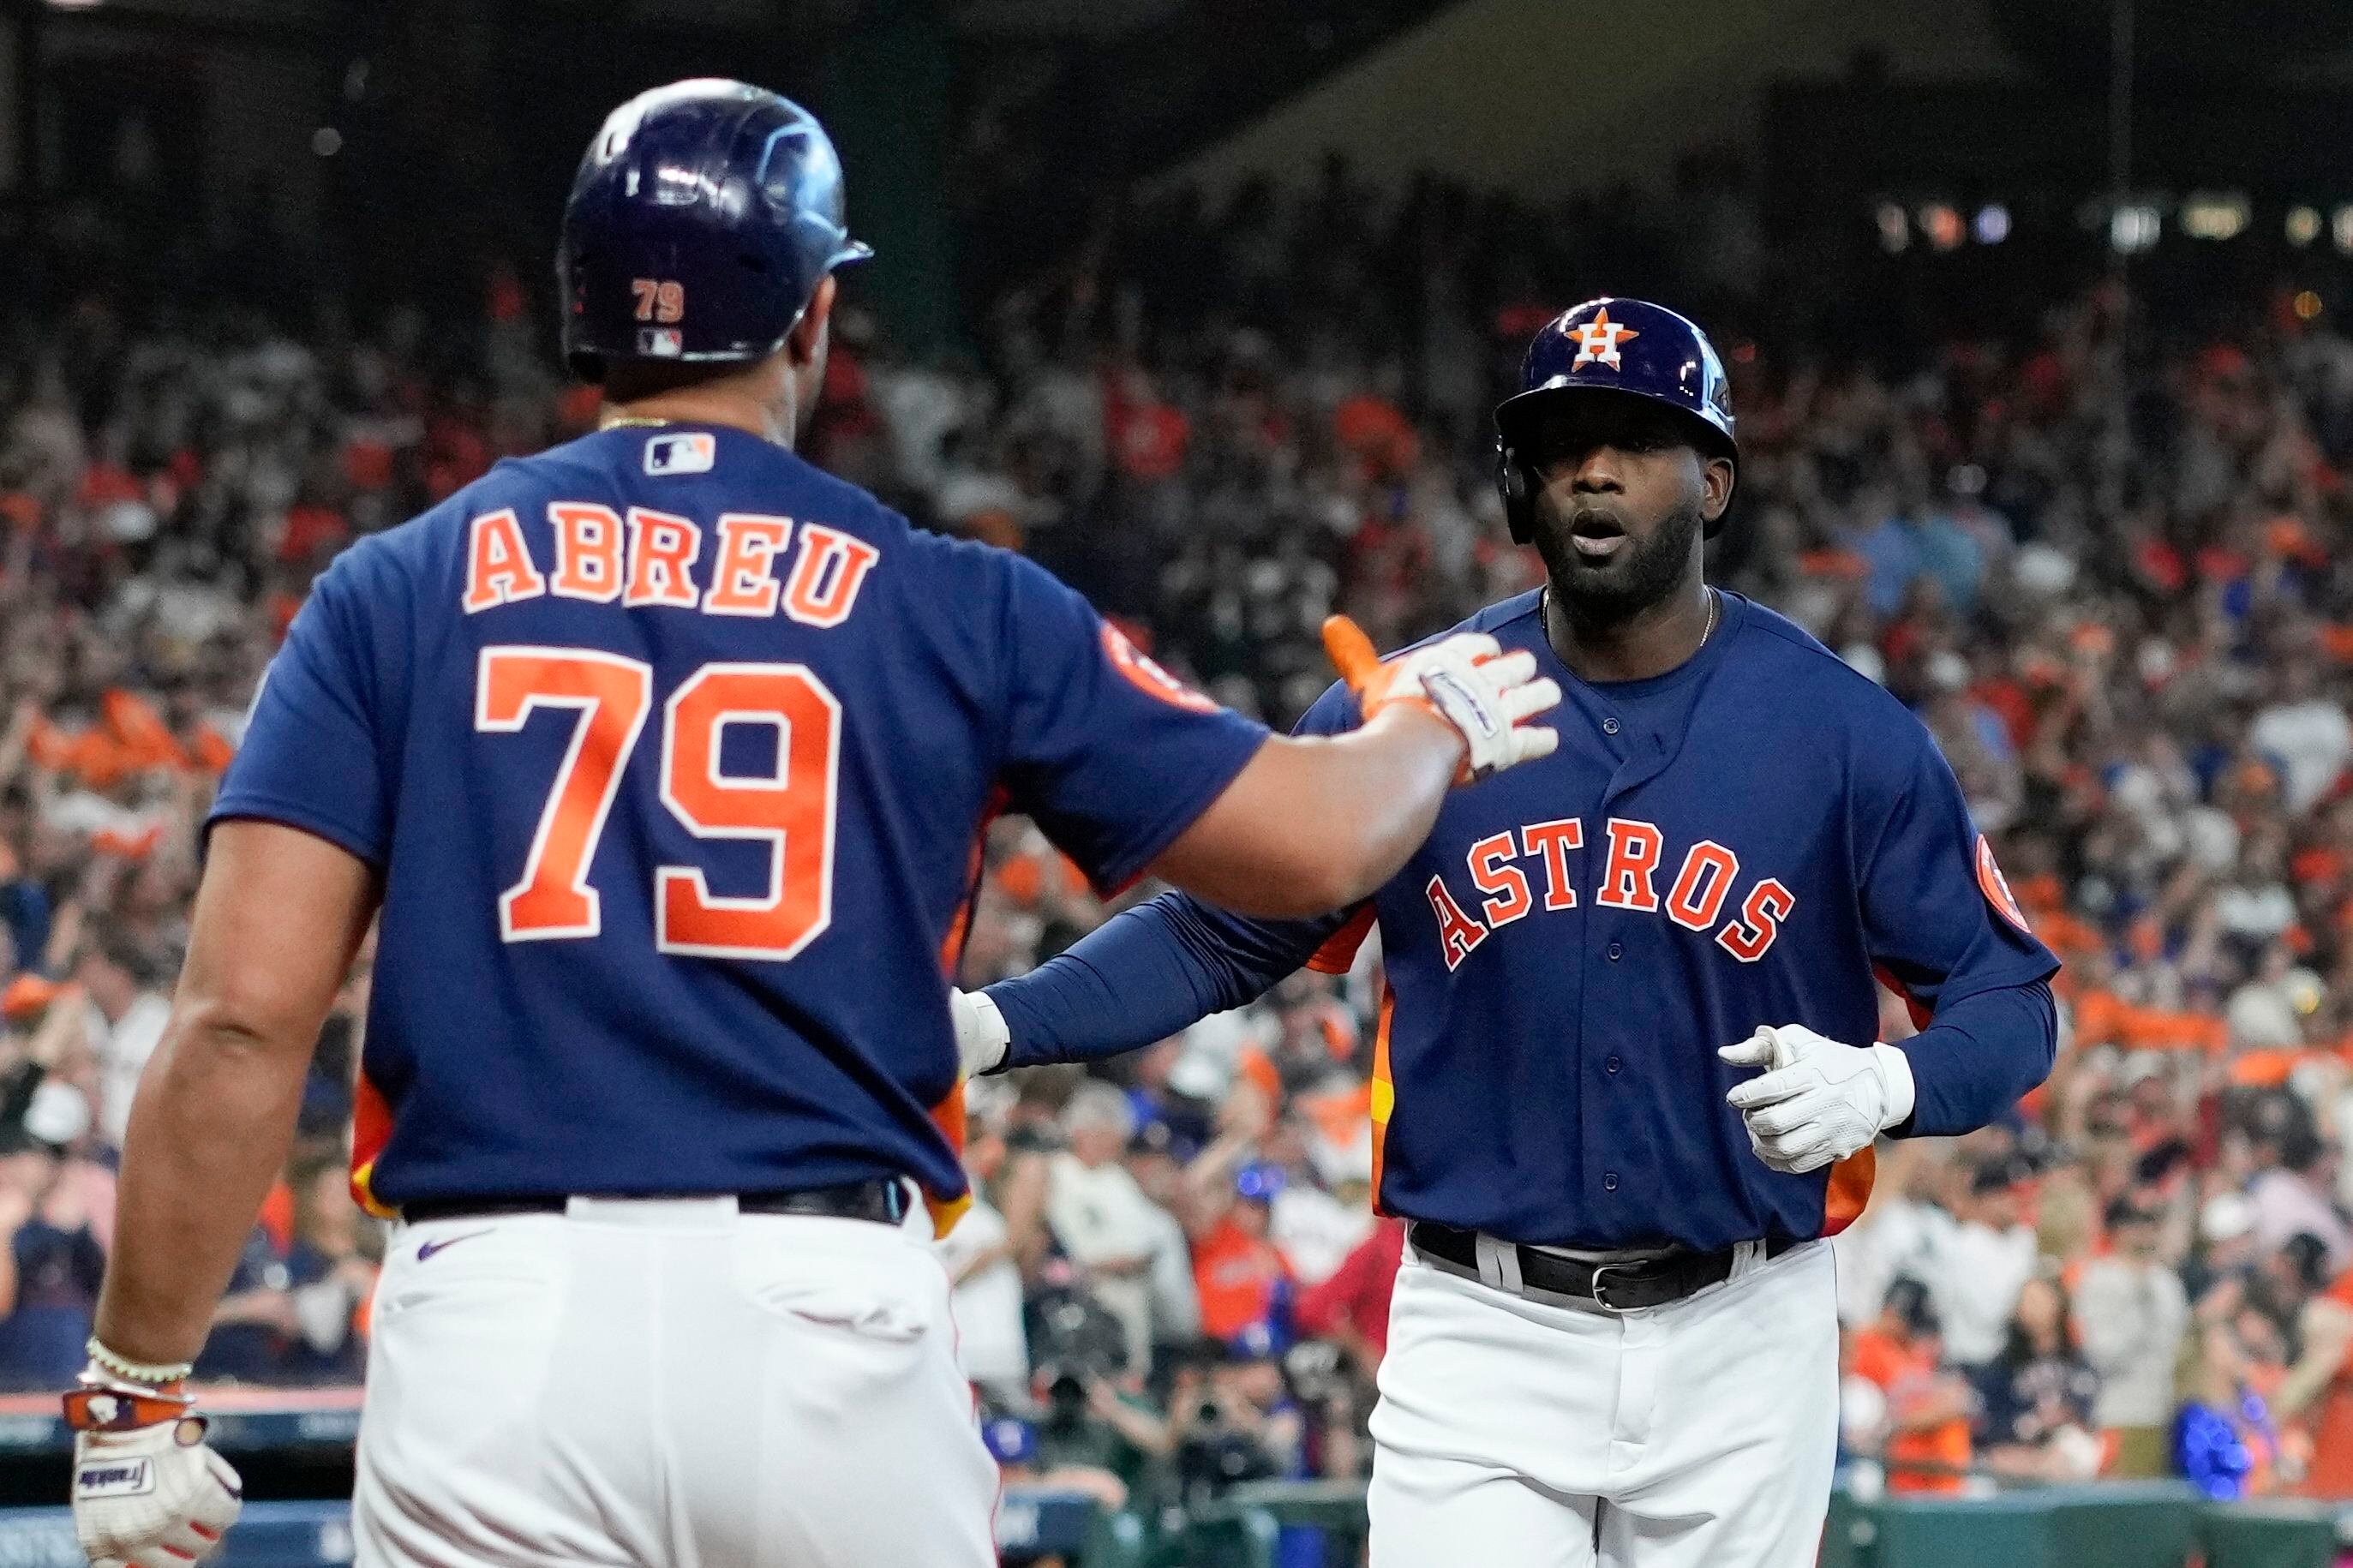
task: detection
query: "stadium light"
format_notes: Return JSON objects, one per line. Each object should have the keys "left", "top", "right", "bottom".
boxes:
{"left": 1875, "top": 203, "right": 1908, "bottom": 254}
{"left": 2295, "top": 291, "right": 2324, "bottom": 321}
{"left": 2110, "top": 204, "right": 2161, "bottom": 254}
{"left": 1918, "top": 205, "right": 1964, "bottom": 252}
{"left": 312, "top": 128, "right": 344, "bottom": 158}
{"left": 1973, "top": 206, "right": 2011, "bottom": 245}
{"left": 2180, "top": 193, "right": 2248, "bottom": 242}
{"left": 2334, "top": 206, "right": 2353, "bottom": 255}
{"left": 2288, "top": 206, "right": 2322, "bottom": 247}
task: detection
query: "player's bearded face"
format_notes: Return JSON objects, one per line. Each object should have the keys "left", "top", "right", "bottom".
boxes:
{"left": 1525, "top": 403, "right": 1714, "bottom": 620}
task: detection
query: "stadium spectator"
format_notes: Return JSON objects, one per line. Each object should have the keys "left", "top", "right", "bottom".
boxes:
{"left": 1844, "top": 1278, "right": 1975, "bottom": 1494}
{"left": 75, "top": 933, "right": 170, "bottom": 1150}
{"left": 1187, "top": 1161, "right": 1295, "bottom": 1348}
{"left": 1029, "top": 1362, "right": 1176, "bottom": 1517}
{"left": 0, "top": 1106, "right": 105, "bottom": 1391}
{"left": 280, "top": 1155, "right": 378, "bottom": 1383}
{"left": 1918, "top": 1160, "right": 2039, "bottom": 1376}
{"left": 195, "top": 1224, "right": 296, "bottom": 1385}
{"left": 1295, "top": 1218, "right": 1405, "bottom": 1373}
{"left": 1168, "top": 1327, "right": 1307, "bottom": 1511}
{"left": 1045, "top": 1083, "right": 1167, "bottom": 1372}
{"left": 2075, "top": 1193, "right": 2192, "bottom": 1476}
{"left": 2249, "top": 1121, "right": 2353, "bottom": 1278}
{"left": 940, "top": 1117, "right": 1033, "bottom": 1408}
{"left": 1116, "top": 1122, "right": 1206, "bottom": 1366}
{"left": 2175, "top": 1317, "right": 2284, "bottom": 1499}
{"left": 1971, "top": 1276, "right": 2103, "bottom": 1481}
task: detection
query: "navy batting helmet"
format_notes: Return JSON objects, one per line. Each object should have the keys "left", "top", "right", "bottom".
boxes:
{"left": 558, "top": 79, "right": 871, "bottom": 381}
{"left": 1493, "top": 297, "right": 1738, "bottom": 544}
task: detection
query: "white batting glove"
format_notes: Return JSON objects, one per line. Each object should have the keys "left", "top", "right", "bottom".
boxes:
{"left": 1323, "top": 616, "right": 1561, "bottom": 781}
{"left": 1719, "top": 1024, "right": 1916, "bottom": 1175}
{"left": 64, "top": 1382, "right": 242, "bottom": 1568}
{"left": 951, "top": 987, "right": 1010, "bottom": 1078}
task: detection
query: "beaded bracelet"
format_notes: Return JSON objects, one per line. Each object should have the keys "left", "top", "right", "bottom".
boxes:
{"left": 84, "top": 1336, "right": 195, "bottom": 1389}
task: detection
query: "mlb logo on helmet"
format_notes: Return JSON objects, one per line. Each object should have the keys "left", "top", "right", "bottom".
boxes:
{"left": 644, "top": 433, "right": 716, "bottom": 476}
{"left": 637, "top": 327, "right": 685, "bottom": 358}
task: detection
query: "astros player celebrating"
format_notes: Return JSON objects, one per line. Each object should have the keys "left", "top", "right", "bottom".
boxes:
{"left": 59, "top": 81, "right": 1562, "bottom": 1568}
{"left": 958, "top": 299, "right": 2060, "bottom": 1565}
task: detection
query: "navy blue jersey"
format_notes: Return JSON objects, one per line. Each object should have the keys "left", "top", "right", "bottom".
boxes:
{"left": 213, "top": 423, "right": 1266, "bottom": 1224}
{"left": 993, "top": 589, "right": 2057, "bottom": 1249}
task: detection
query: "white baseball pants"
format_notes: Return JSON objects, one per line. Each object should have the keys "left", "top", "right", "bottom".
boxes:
{"left": 1368, "top": 1237, "right": 1838, "bottom": 1568}
{"left": 352, "top": 1197, "right": 997, "bottom": 1568}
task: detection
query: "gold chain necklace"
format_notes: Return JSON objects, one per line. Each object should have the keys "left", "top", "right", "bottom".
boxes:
{"left": 1542, "top": 586, "right": 1721, "bottom": 652}
{"left": 599, "top": 413, "right": 675, "bottom": 431}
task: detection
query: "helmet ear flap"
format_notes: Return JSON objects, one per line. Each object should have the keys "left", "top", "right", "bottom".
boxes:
{"left": 1495, "top": 443, "right": 1533, "bottom": 546}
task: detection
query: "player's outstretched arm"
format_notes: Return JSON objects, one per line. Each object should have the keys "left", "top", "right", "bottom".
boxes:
{"left": 99, "top": 822, "right": 378, "bottom": 1362}
{"left": 1149, "top": 618, "right": 1559, "bottom": 919}
{"left": 956, "top": 889, "right": 1341, "bottom": 1075}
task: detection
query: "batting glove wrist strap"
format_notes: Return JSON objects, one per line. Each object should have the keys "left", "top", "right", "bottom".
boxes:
{"left": 64, "top": 1379, "right": 193, "bottom": 1433}
{"left": 1867, "top": 1041, "right": 1916, "bottom": 1129}
{"left": 66, "top": 1374, "right": 243, "bottom": 1568}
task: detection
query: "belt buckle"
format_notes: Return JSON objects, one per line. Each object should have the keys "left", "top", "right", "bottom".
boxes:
{"left": 1585, "top": 1261, "right": 1633, "bottom": 1313}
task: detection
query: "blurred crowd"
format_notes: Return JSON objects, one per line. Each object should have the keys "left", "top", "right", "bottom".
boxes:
{"left": 7, "top": 164, "right": 2353, "bottom": 1549}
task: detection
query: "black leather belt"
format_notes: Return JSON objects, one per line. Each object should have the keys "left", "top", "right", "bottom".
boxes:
{"left": 404, "top": 1178, "right": 908, "bottom": 1227}
{"left": 1407, "top": 1220, "right": 1799, "bottom": 1312}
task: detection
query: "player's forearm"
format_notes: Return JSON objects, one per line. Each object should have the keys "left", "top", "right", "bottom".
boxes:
{"left": 1150, "top": 705, "right": 1460, "bottom": 918}
{"left": 1891, "top": 980, "right": 2057, "bottom": 1138}
{"left": 990, "top": 893, "right": 1318, "bottom": 1069}
{"left": 96, "top": 1006, "right": 316, "bottom": 1365}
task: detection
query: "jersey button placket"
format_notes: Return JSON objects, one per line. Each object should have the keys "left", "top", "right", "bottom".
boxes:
{"left": 1606, "top": 941, "right": 1623, "bottom": 961}
{"left": 1601, "top": 715, "right": 1620, "bottom": 736}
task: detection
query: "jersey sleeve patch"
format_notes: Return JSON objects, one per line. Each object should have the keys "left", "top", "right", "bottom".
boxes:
{"left": 1101, "top": 622, "right": 1219, "bottom": 714}
{"left": 1975, "top": 835, "right": 2032, "bottom": 935}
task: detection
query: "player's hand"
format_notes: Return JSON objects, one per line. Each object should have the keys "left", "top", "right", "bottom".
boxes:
{"left": 950, "top": 987, "right": 1009, "bottom": 1078}
{"left": 1322, "top": 617, "right": 1560, "bottom": 782}
{"left": 1719, "top": 1024, "right": 1916, "bottom": 1175}
{"left": 64, "top": 1381, "right": 242, "bottom": 1568}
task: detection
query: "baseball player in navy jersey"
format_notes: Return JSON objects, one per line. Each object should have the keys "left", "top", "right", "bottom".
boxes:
{"left": 955, "top": 298, "right": 2062, "bottom": 1566}
{"left": 57, "top": 81, "right": 1565, "bottom": 1568}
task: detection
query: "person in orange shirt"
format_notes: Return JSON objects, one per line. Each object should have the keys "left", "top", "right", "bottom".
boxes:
{"left": 2274, "top": 1245, "right": 2353, "bottom": 1496}
{"left": 1846, "top": 1278, "right": 1976, "bottom": 1493}
{"left": 1193, "top": 1163, "right": 1295, "bottom": 1344}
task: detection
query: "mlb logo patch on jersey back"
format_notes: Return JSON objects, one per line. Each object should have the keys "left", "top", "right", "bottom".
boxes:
{"left": 644, "top": 433, "right": 716, "bottom": 476}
